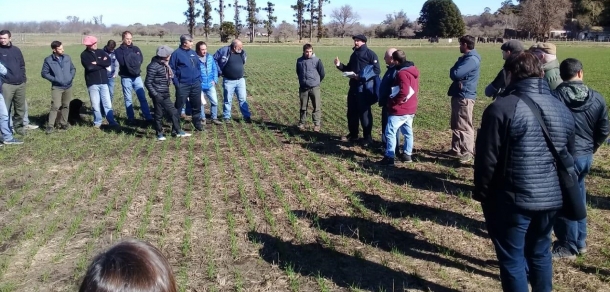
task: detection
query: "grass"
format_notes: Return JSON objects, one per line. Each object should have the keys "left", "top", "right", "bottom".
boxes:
{"left": 1, "top": 40, "right": 610, "bottom": 291}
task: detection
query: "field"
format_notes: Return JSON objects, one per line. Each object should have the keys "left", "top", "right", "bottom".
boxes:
{"left": 1, "top": 41, "right": 610, "bottom": 292}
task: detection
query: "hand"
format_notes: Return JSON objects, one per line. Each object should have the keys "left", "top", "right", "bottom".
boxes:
{"left": 112, "top": 74, "right": 116, "bottom": 78}
{"left": 91, "top": 61, "right": 97, "bottom": 65}
{"left": 103, "top": 57, "right": 108, "bottom": 60}
{"left": 349, "top": 74, "right": 359, "bottom": 79}
{"left": 334, "top": 56, "right": 340, "bottom": 66}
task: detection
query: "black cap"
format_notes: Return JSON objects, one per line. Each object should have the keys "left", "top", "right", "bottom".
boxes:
{"left": 352, "top": 34, "right": 367, "bottom": 43}
{"left": 500, "top": 40, "right": 524, "bottom": 53}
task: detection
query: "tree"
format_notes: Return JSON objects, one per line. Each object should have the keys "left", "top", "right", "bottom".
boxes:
{"left": 571, "top": 0, "right": 606, "bottom": 27}
{"left": 201, "top": 0, "right": 213, "bottom": 40}
{"left": 330, "top": 5, "right": 360, "bottom": 38}
{"left": 215, "top": 0, "right": 227, "bottom": 41}
{"left": 275, "top": 20, "right": 296, "bottom": 42}
{"left": 231, "top": 0, "right": 243, "bottom": 38}
{"left": 220, "top": 21, "right": 237, "bottom": 42}
{"left": 316, "top": 0, "right": 330, "bottom": 42}
{"left": 262, "top": 2, "right": 278, "bottom": 43}
{"left": 381, "top": 10, "right": 415, "bottom": 38}
{"left": 244, "top": 0, "right": 259, "bottom": 42}
{"left": 518, "top": 0, "right": 571, "bottom": 40}
{"left": 185, "top": 0, "right": 202, "bottom": 36}
{"left": 305, "top": 0, "right": 318, "bottom": 41}
{"left": 292, "top": 0, "right": 306, "bottom": 40}
{"left": 418, "top": 0, "right": 466, "bottom": 37}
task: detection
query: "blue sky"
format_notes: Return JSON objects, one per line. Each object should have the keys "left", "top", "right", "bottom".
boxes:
{"left": 3, "top": 0, "right": 503, "bottom": 26}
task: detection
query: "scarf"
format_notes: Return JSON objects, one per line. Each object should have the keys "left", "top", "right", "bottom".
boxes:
{"left": 159, "top": 58, "right": 173, "bottom": 85}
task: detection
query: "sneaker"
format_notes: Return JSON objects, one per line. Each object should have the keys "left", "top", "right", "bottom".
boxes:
{"left": 212, "top": 119, "right": 223, "bottom": 125}
{"left": 45, "top": 126, "right": 54, "bottom": 134}
{"left": 378, "top": 156, "right": 395, "bottom": 166}
{"left": 361, "top": 138, "right": 373, "bottom": 148}
{"left": 297, "top": 123, "right": 306, "bottom": 130}
{"left": 459, "top": 153, "right": 474, "bottom": 163}
{"left": 3, "top": 138, "right": 23, "bottom": 145}
{"left": 157, "top": 134, "right": 166, "bottom": 141}
{"left": 59, "top": 124, "right": 70, "bottom": 131}
{"left": 399, "top": 153, "right": 412, "bottom": 162}
{"left": 224, "top": 118, "right": 232, "bottom": 124}
{"left": 176, "top": 131, "right": 192, "bottom": 137}
{"left": 552, "top": 246, "right": 577, "bottom": 260}
{"left": 578, "top": 247, "right": 587, "bottom": 255}
{"left": 444, "top": 149, "right": 460, "bottom": 157}
{"left": 14, "top": 128, "right": 26, "bottom": 136}
{"left": 201, "top": 119, "right": 207, "bottom": 125}
{"left": 24, "top": 124, "right": 39, "bottom": 130}
{"left": 313, "top": 125, "right": 321, "bottom": 132}
{"left": 244, "top": 117, "right": 252, "bottom": 123}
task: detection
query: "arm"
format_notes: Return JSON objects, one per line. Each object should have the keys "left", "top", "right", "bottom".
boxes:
{"left": 97, "top": 51, "right": 111, "bottom": 68}
{"left": 485, "top": 70, "right": 505, "bottom": 97}
{"left": 0, "top": 61, "right": 7, "bottom": 76}
{"left": 318, "top": 59, "right": 325, "bottom": 82}
{"left": 81, "top": 52, "right": 99, "bottom": 73}
{"left": 370, "top": 51, "right": 381, "bottom": 75}
{"left": 473, "top": 103, "right": 506, "bottom": 202}
{"left": 450, "top": 56, "right": 478, "bottom": 81}
{"left": 212, "top": 58, "right": 218, "bottom": 84}
{"left": 41, "top": 59, "right": 56, "bottom": 82}
{"left": 18, "top": 49, "right": 26, "bottom": 82}
{"left": 144, "top": 64, "right": 158, "bottom": 98}
{"left": 136, "top": 46, "right": 144, "bottom": 63}
{"left": 593, "top": 100, "right": 610, "bottom": 152}
{"left": 115, "top": 48, "right": 125, "bottom": 67}
{"left": 169, "top": 53, "right": 179, "bottom": 85}
{"left": 69, "top": 57, "right": 76, "bottom": 81}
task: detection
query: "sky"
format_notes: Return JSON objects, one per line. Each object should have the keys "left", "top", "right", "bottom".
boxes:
{"left": 2, "top": 0, "right": 504, "bottom": 27}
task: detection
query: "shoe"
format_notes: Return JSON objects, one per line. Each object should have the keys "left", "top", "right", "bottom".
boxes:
{"left": 399, "top": 153, "right": 412, "bottom": 162}
{"left": 157, "top": 134, "right": 166, "bottom": 141}
{"left": 45, "top": 126, "right": 54, "bottom": 134}
{"left": 378, "top": 156, "right": 395, "bottom": 166}
{"left": 175, "top": 131, "right": 192, "bottom": 137}
{"left": 14, "top": 128, "right": 26, "bottom": 136}
{"left": 341, "top": 134, "right": 358, "bottom": 142}
{"left": 59, "top": 124, "right": 70, "bottom": 131}
{"left": 224, "top": 118, "right": 232, "bottom": 124}
{"left": 578, "top": 247, "right": 587, "bottom": 255}
{"left": 24, "top": 124, "right": 39, "bottom": 130}
{"left": 180, "top": 113, "right": 187, "bottom": 119}
{"left": 297, "top": 123, "right": 306, "bottom": 130}
{"left": 3, "top": 138, "right": 24, "bottom": 145}
{"left": 552, "top": 246, "right": 577, "bottom": 260}
{"left": 201, "top": 119, "right": 207, "bottom": 125}
{"left": 459, "top": 153, "right": 474, "bottom": 163}
{"left": 244, "top": 117, "right": 252, "bottom": 123}
{"left": 212, "top": 119, "right": 222, "bottom": 125}
{"left": 361, "top": 138, "right": 373, "bottom": 148}
{"left": 444, "top": 149, "right": 460, "bottom": 157}
{"left": 313, "top": 125, "right": 321, "bottom": 132}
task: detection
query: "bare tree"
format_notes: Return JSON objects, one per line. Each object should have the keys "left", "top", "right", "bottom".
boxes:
{"left": 275, "top": 20, "right": 296, "bottom": 42}
{"left": 330, "top": 5, "right": 359, "bottom": 38}
{"left": 519, "top": 0, "right": 571, "bottom": 40}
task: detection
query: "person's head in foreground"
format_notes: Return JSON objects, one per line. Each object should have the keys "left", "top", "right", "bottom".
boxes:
{"left": 503, "top": 51, "right": 544, "bottom": 86}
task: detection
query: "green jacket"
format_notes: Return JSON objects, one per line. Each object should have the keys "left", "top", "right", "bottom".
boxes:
{"left": 543, "top": 59, "right": 561, "bottom": 90}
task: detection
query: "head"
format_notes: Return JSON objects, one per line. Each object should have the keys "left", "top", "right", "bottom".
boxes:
{"left": 384, "top": 48, "right": 397, "bottom": 66}
{"left": 559, "top": 58, "right": 584, "bottom": 82}
{"left": 51, "top": 41, "right": 64, "bottom": 56}
{"left": 302, "top": 43, "right": 314, "bottom": 58}
{"left": 195, "top": 41, "right": 207, "bottom": 57}
{"left": 83, "top": 36, "right": 98, "bottom": 50}
{"left": 500, "top": 40, "right": 524, "bottom": 60}
{"left": 156, "top": 45, "right": 174, "bottom": 61}
{"left": 122, "top": 31, "right": 133, "bottom": 46}
{"left": 458, "top": 35, "right": 475, "bottom": 54}
{"left": 0, "top": 30, "right": 11, "bottom": 46}
{"left": 79, "top": 239, "right": 177, "bottom": 292}
{"left": 352, "top": 35, "right": 366, "bottom": 49}
{"left": 391, "top": 49, "right": 407, "bottom": 64}
{"left": 502, "top": 52, "right": 544, "bottom": 85}
{"left": 529, "top": 43, "right": 556, "bottom": 63}
{"left": 231, "top": 39, "right": 243, "bottom": 53}
{"left": 105, "top": 40, "right": 116, "bottom": 52}
{"left": 179, "top": 34, "right": 194, "bottom": 49}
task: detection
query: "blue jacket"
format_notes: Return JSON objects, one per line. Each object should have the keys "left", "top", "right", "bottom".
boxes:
{"left": 104, "top": 47, "right": 119, "bottom": 79}
{"left": 169, "top": 47, "right": 201, "bottom": 85}
{"left": 213, "top": 45, "right": 247, "bottom": 77}
{"left": 199, "top": 54, "right": 218, "bottom": 90}
{"left": 41, "top": 54, "right": 76, "bottom": 89}
{"left": 448, "top": 49, "right": 481, "bottom": 99}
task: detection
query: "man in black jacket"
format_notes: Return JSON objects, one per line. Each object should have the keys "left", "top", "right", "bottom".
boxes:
{"left": 474, "top": 52, "right": 576, "bottom": 292}
{"left": 484, "top": 40, "right": 524, "bottom": 99}
{"left": 334, "top": 34, "right": 380, "bottom": 147}
{"left": 551, "top": 58, "right": 610, "bottom": 259}
{"left": 41, "top": 40, "right": 76, "bottom": 134}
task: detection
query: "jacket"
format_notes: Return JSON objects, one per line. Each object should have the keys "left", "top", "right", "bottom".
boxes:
{"left": 388, "top": 61, "right": 419, "bottom": 116}
{"left": 115, "top": 43, "right": 144, "bottom": 77}
{"left": 296, "top": 55, "right": 325, "bottom": 89}
{"left": 378, "top": 65, "right": 397, "bottom": 107}
{"left": 543, "top": 59, "right": 561, "bottom": 90}
{"left": 80, "top": 49, "right": 111, "bottom": 87}
{"left": 0, "top": 43, "right": 26, "bottom": 85}
{"left": 41, "top": 54, "right": 76, "bottom": 89}
{"left": 104, "top": 46, "right": 119, "bottom": 78}
{"left": 144, "top": 57, "right": 172, "bottom": 100}
{"left": 213, "top": 45, "right": 247, "bottom": 76}
{"left": 336, "top": 44, "right": 380, "bottom": 87}
{"left": 448, "top": 49, "right": 481, "bottom": 99}
{"left": 553, "top": 81, "right": 610, "bottom": 156}
{"left": 473, "top": 78, "right": 576, "bottom": 211}
{"left": 485, "top": 69, "right": 506, "bottom": 99}
{"left": 169, "top": 47, "right": 201, "bottom": 85}
{"left": 199, "top": 54, "right": 218, "bottom": 90}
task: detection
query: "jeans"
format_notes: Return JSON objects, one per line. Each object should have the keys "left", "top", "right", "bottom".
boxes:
{"left": 102, "top": 77, "right": 116, "bottom": 118}
{"left": 88, "top": 84, "right": 117, "bottom": 126}
{"left": 0, "top": 93, "right": 14, "bottom": 142}
{"left": 553, "top": 154, "right": 593, "bottom": 253}
{"left": 222, "top": 78, "right": 250, "bottom": 119}
{"left": 121, "top": 76, "right": 152, "bottom": 121}
{"left": 347, "top": 86, "right": 373, "bottom": 140}
{"left": 184, "top": 87, "right": 219, "bottom": 120}
{"left": 385, "top": 114, "right": 414, "bottom": 157}
{"left": 175, "top": 82, "right": 203, "bottom": 129}
{"left": 483, "top": 203, "right": 557, "bottom": 292}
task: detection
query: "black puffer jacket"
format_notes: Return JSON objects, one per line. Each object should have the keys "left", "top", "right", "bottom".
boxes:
{"left": 144, "top": 57, "right": 172, "bottom": 99}
{"left": 474, "top": 78, "right": 576, "bottom": 211}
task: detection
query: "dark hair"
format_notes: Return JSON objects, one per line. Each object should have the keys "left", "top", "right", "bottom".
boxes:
{"left": 51, "top": 41, "right": 62, "bottom": 50}
{"left": 106, "top": 40, "right": 116, "bottom": 49}
{"left": 459, "top": 35, "right": 475, "bottom": 50}
{"left": 195, "top": 41, "right": 207, "bottom": 50}
{"left": 79, "top": 239, "right": 177, "bottom": 292}
{"left": 391, "top": 50, "right": 407, "bottom": 63}
{"left": 559, "top": 58, "right": 583, "bottom": 81}
{"left": 0, "top": 30, "right": 11, "bottom": 37}
{"left": 503, "top": 52, "right": 544, "bottom": 83}
{"left": 122, "top": 31, "right": 132, "bottom": 39}
{"left": 303, "top": 43, "right": 313, "bottom": 51}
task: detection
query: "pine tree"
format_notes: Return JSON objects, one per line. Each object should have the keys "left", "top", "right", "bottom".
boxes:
{"left": 418, "top": 0, "right": 466, "bottom": 37}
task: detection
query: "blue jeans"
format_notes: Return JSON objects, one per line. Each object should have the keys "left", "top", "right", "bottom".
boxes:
{"left": 101, "top": 77, "right": 115, "bottom": 118}
{"left": 553, "top": 154, "right": 592, "bottom": 253}
{"left": 385, "top": 114, "right": 414, "bottom": 157}
{"left": 121, "top": 76, "right": 152, "bottom": 121}
{"left": 183, "top": 87, "right": 219, "bottom": 120}
{"left": 483, "top": 203, "right": 557, "bottom": 292}
{"left": 88, "top": 84, "right": 117, "bottom": 126}
{"left": 222, "top": 78, "right": 250, "bottom": 119}
{"left": 0, "top": 93, "right": 15, "bottom": 141}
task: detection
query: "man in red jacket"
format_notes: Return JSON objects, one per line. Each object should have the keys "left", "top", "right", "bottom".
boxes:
{"left": 378, "top": 50, "right": 419, "bottom": 165}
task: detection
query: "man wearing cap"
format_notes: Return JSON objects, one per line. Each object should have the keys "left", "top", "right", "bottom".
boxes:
{"left": 529, "top": 42, "right": 561, "bottom": 90}
{"left": 115, "top": 31, "right": 153, "bottom": 124}
{"left": 41, "top": 40, "right": 76, "bottom": 134}
{"left": 485, "top": 40, "right": 524, "bottom": 99}
{"left": 213, "top": 39, "right": 252, "bottom": 123}
{"left": 80, "top": 35, "right": 119, "bottom": 128}
{"left": 334, "top": 34, "right": 381, "bottom": 147}
{"left": 145, "top": 45, "right": 192, "bottom": 140}
{"left": 169, "top": 34, "right": 204, "bottom": 131}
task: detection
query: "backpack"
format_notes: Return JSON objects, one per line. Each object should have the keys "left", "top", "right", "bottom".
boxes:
{"left": 124, "top": 51, "right": 142, "bottom": 76}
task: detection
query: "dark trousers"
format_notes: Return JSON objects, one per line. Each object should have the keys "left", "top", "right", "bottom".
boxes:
{"left": 48, "top": 86, "right": 73, "bottom": 127}
{"left": 381, "top": 106, "right": 399, "bottom": 153}
{"left": 347, "top": 86, "right": 373, "bottom": 140}
{"left": 2, "top": 83, "right": 26, "bottom": 132}
{"left": 299, "top": 86, "right": 321, "bottom": 126}
{"left": 152, "top": 95, "right": 181, "bottom": 136}
{"left": 483, "top": 202, "right": 557, "bottom": 292}
{"left": 175, "top": 82, "right": 202, "bottom": 130}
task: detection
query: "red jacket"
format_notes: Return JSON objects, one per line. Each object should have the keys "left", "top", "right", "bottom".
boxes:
{"left": 388, "top": 61, "right": 419, "bottom": 116}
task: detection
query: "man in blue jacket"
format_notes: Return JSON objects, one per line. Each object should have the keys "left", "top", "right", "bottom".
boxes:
{"left": 170, "top": 34, "right": 204, "bottom": 131}
{"left": 41, "top": 40, "right": 76, "bottom": 134}
{"left": 447, "top": 35, "right": 481, "bottom": 163}
{"left": 213, "top": 39, "right": 252, "bottom": 123}
{"left": 183, "top": 41, "right": 222, "bottom": 125}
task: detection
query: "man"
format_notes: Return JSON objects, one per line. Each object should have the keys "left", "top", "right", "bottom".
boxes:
{"left": 474, "top": 52, "right": 576, "bottom": 292}
{"left": 447, "top": 35, "right": 481, "bottom": 162}
{"left": 80, "top": 35, "right": 119, "bottom": 128}
{"left": 485, "top": 39, "right": 524, "bottom": 99}
{"left": 115, "top": 31, "right": 153, "bottom": 124}
{"left": 213, "top": 39, "right": 252, "bottom": 123}
{"left": 183, "top": 41, "right": 222, "bottom": 125}
{"left": 378, "top": 47, "right": 400, "bottom": 154}
{"left": 103, "top": 40, "right": 119, "bottom": 101}
{"left": 169, "top": 34, "right": 204, "bottom": 131}
{"left": 334, "top": 34, "right": 381, "bottom": 147}
{"left": 552, "top": 58, "right": 610, "bottom": 259}
{"left": 145, "top": 45, "right": 192, "bottom": 140}
{"left": 530, "top": 42, "right": 561, "bottom": 90}
{"left": 0, "top": 30, "right": 37, "bottom": 136}
{"left": 41, "top": 40, "right": 76, "bottom": 134}
{"left": 296, "top": 43, "right": 325, "bottom": 132}
{"left": 0, "top": 60, "right": 23, "bottom": 145}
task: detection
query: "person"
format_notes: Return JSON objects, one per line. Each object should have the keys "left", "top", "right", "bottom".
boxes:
{"left": 378, "top": 47, "right": 400, "bottom": 154}
{"left": 473, "top": 52, "right": 576, "bottom": 292}
{"left": 334, "top": 34, "right": 381, "bottom": 147}
{"left": 378, "top": 50, "right": 419, "bottom": 165}
{"left": 0, "top": 60, "right": 23, "bottom": 145}
{"left": 79, "top": 239, "right": 177, "bottom": 292}
{"left": 447, "top": 35, "right": 481, "bottom": 163}
{"left": 296, "top": 43, "right": 325, "bottom": 132}
{"left": 103, "top": 40, "right": 119, "bottom": 101}
{"left": 80, "top": 35, "right": 119, "bottom": 128}
{"left": 529, "top": 42, "right": 561, "bottom": 90}
{"left": 145, "top": 45, "right": 192, "bottom": 141}
{"left": 551, "top": 58, "right": 610, "bottom": 259}
{"left": 0, "top": 29, "right": 37, "bottom": 136}
{"left": 115, "top": 31, "right": 153, "bottom": 124}
{"left": 213, "top": 39, "right": 252, "bottom": 123}
{"left": 169, "top": 34, "right": 204, "bottom": 131}
{"left": 41, "top": 40, "right": 76, "bottom": 134}
{"left": 183, "top": 41, "right": 222, "bottom": 125}
{"left": 485, "top": 39, "right": 524, "bottom": 99}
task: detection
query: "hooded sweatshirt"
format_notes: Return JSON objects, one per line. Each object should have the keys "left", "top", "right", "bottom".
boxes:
{"left": 388, "top": 61, "right": 419, "bottom": 116}
{"left": 543, "top": 59, "right": 561, "bottom": 90}
{"left": 553, "top": 81, "right": 610, "bottom": 156}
